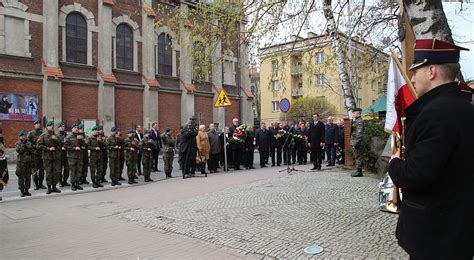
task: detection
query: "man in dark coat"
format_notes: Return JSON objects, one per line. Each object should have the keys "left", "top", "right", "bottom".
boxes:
{"left": 244, "top": 126, "right": 255, "bottom": 169}
{"left": 255, "top": 122, "right": 271, "bottom": 168}
{"left": 134, "top": 125, "right": 144, "bottom": 176}
{"left": 308, "top": 113, "right": 325, "bottom": 170}
{"left": 228, "top": 118, "right": 243, "bottom": 170}
{"left": 269, "top": 122, "right": 282, "bottom": 166}
{"left": 179, "top": 120, "right": 198, "bottom": 178}
{"left": 150, "top": 122, "right": 162, "bottom": 172}
{"left": 324, "top": 116, "right": 338, "bottom": 167}
{"left": 207, "top": 123, "right": 221, "bottom": 173}
{"left": 388, "top": 39, "right": 473, "bottom": 259}
{"left": 295, "top": 122, "right": 308, "bottom": 165}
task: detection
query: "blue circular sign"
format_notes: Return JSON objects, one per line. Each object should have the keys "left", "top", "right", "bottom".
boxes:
{"left": 279, "top": 98, "right": 290, "bottom": 113}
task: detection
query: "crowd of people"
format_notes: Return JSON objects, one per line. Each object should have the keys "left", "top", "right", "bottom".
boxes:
{"left": 0, "top": 112, "right": 354, "bottom": 199}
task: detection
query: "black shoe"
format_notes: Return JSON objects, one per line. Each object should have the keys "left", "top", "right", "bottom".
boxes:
{"left": 25, "top": 190, "right": 32, "bottom": 196}
{"left": 271, "top": 164, "right": 275, "bottom": 167}
{"left": 100, "top": 179, "right": 109, "bottom": 183}
{"left": 52, "top": 185, "right": 61, "bottom": 193}
{"left": 128, "top": 180, "right": 134, "bottom": 184}
{"left": 119, "top": 177, "right": 126, "bottom": 181}
{"left": 351, "top": 172, "right": 363, "bottom": 177}
{"left": 132, "top": 179, "right": 138, "bottom": 184}
{"left": 310, "top": 167, "right": 317, "bottom": 170}
{"left": 115, "top": 180, "right": 122, "bottom": 186}
{"left": 71, "top": 184, "right": 77, "bottom": 191}
{"left": 111, "top": 181, "right": 116, "bottom": 186}
{"left": 93, "top": 182, "right": 99, "bottom": 188}
{"left": 76, "top": 182, "right": 83, "bottom": 190}
{"left": 20, "top": 190, "right": 26, "bottom": 197}
{"left": 96, "top": 181, "right": 104, "bottom": 188}
{"left": 148, "top": 178, "right": 154, "bottom": 182}
{"left": 277, "top": 164, "right": 281, "bottom": 166}
{"left": 63, "top": 182, "right": 71, "bottom": 187}
{"left": 46, "top": 185, "right": 52, "bottom": 194}
{"left": 40, "top": 184, "right": 47, "bottom": 189}
{"left": 82, "top": 179, "right": 90, "bottom": 185}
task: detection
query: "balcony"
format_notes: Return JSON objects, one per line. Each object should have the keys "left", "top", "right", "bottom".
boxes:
{"left": 291, "top": 65, "right": 303, "bottom": 76}
{"left": 292, "top": 88, "right": 303, "bottom": 97}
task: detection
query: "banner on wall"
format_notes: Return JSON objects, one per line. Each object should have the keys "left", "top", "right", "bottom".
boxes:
{"left": 0, "top": 93, "right": 39, "bottom": 121}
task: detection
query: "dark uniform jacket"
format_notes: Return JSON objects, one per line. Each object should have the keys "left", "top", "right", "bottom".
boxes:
{"left": 324, "top": 123, "right": 339, "bottom": 145}
{"left": 207, "top": 130, "right": 221, "bottom": 155}
{"left": 269, "top": 127, "right": 282, "bottom": 147}
{"left": 295, "top": 128, "right": 309, "bottom": 151}
{"left": 179, "top": 128, "right": 198, "bottom": 156}
{"left": 388, "top": 82, "right": 474, "bottom": 258}
{"left": 244, "top": 131, "right": 255, "bottom": 151}
{"left": 308, "top": 121, "right": 325, "bottom": 147}
{"left": 255, "top": 128, "right": 271, "bottom": 152}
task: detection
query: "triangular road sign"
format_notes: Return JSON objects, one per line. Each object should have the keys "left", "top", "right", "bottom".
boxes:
{"left": 214, "top": 89, "right": 232, "bottom": 107}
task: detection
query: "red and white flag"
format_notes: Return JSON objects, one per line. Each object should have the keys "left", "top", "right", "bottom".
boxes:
{"left": 385, "top": 56, "right": 416, "bottom": 134}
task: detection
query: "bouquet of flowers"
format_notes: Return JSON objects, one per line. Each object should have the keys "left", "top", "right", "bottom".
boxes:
{"left": 229, "top": 124, "right": 247, "bottom": 145}
{"left": 274, "top": 129, "right": 288, "bottom": 139}
{"left": 293, "top": 134, "right": 308, "bottom": 146}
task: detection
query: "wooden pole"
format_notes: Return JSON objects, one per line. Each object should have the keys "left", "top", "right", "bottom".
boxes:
{"left": 391, "top": 52, "right": 418, "bottom": 99}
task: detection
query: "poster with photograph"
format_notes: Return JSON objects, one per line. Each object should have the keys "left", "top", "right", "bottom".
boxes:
{"left": 0, "top": 93, "right": 39, "bottom": 121}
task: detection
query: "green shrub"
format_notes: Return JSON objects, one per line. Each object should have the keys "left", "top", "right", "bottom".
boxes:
{"left": 355, "top": 119, "right": 389, "bottom": 172}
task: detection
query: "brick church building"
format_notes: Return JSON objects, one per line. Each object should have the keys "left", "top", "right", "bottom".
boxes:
{"left": 0, "top": 0, "right": 254, "bottom": 147}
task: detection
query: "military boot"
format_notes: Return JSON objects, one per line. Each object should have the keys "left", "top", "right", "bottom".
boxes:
{"left": 76, "top": 182, "right": 83, "bottom": 190}
{"left": 20, "top": 189, "right": 26, "bottom": 197}
{"left": 71, "top": 183, "right": 77, "bottom": 191}
{"left": 39, "top": 179, "right": 47, "bottom": 189}
{"left": 46, "top": 185, "right": 52, "bottom": 194}
{"left": 351, "top": 168, "right": 363, "bottom": 177}
{"left": 24, "top": 189, "right": 32, "bottom": 196}
{"left": 92, "top": 180, "right": 98, "bottom": 188}
{"left": 52, "top": 185, "right": 61, "bottom": 193}
{"left": 33, "top": 178, "right": 40, "bottom": 190}
{"left": 96, "top": 178, "right": 104, "bottom": 188}
{"left": 59, "top": 179, "right": 64, "bottom": 187}
{"left": 63, "top": 181, "right": 71, "bottom": 187}
{"left": 114, "top": 180, "right": 122, "bottom": 186}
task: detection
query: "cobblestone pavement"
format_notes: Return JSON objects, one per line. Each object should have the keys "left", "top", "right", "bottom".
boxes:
{"left": 121, "top": 168, "right": 408, "bottom": 259}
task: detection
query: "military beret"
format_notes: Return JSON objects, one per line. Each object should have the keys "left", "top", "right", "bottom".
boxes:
{"left": 33, "top": 120, "right": 40, "bottom": 125}
{"left": 127, "top": 129, "right": 134, "bottom": 134}
{"left": 78, "top": 124, "right": 84, "bottom": 129}
{"left": 18, "top": 130, "right": 26, "bottom": 136}
{"left": 92, "top": 125, "right": 98, "bottom": 131}
{"left": 352, "top": 108, "right": 362, "bottom": 112}
{"left": 111, "top": 126, "right": 117, "bottom": 132}
{"left": 57, "top": 121, "right": 65, "bottom": 127}
{"left": 165, "top": 127, "right": 171, "bottom": 132}
{"left": 46, "top": 120, "right": 54, "bottom": 126}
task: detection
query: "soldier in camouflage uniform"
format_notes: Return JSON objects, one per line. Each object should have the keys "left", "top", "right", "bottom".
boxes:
{"left": 78, "top": 124, "right": 90, "bottom": 185}
{"left": 106, "top": 126, "right": 122, "bottom": 186}
{"left": 57, "top": 122, "right": 70, "bottom": 187}
{"left": 350, "top": 108, "right": 364, "bottom": 177}
{"left": 124, "top": 129, "right": 138, "bottom": 184}
{"left": 139, "top": 130, "right": 155, "bottom": 182}
{"left": 116, "top": 128, "right": 126, "bottom": 181}
{"left": 37, "top": 121, "right": 61, "bottom": 194}
{"left": 161, "top": 128, "right": 176, "bottom": 178}
{"left": 65, "top": 124, "right": 85, "bottom": 191}
{"left": 87, "top": 126, "right": 104, "bottom": 188}
{"left": 27, "top": 120, "right": 46, "bottom": 190}
{"left": 16, "top": 130, "right": 33, "bottom": 197}
{"left": 98, "top": 125, "right": 108, "bottom": 183}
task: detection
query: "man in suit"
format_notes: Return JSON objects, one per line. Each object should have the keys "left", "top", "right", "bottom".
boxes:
{"left": 269, "top": 122, "right": 282, "bottom": 166}
{"left": 308, "top": 113, "right": 325, "bottom": 170}
{"left": 150, "top": 122, "right": 162, "bottom": 172}
{"left": 255, "top": 122, "right": 271, "bottom": 168}
{"left": 135, "top": 125, "right": 143, "bottom": 175}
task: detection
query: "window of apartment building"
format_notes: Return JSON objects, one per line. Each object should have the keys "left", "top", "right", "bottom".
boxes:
{"left": 116, "top": 24, "right": 134, "bottom": 70}
{"left": 223, "top": 59, "right": 236, "bottom": 85}
{"left": 192, "top": 41, "right": 206, "bottom": 82}
{"left": 316, "top": 52, "right": 324, "bottom": 64}
{"left": 272, "top": 101, "right": 280, "bottom": 112}
{"left": 271, "top": 60, "right": 278, "bottom": 73}
{"left": 272, "top": 80, "right": 280, "bottom": 91}
{"left": 315, "top": 74, "right": 325, "bottom": 86}
{"left": 66, "top": 13, "right": 87, "bottom": 64}
{"left": 157, "top": 33, "right": 173, "bottom": 76}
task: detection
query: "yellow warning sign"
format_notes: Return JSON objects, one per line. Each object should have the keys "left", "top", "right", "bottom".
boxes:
{"left": 214, "top": 89, "right": 232, "bottom": 107}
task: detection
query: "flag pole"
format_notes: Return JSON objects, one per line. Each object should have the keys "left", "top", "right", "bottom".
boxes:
{"left": 391, "top": 52, "right": 418, "bottom": 99}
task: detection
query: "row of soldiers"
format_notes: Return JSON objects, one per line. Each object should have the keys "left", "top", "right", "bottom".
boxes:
{"left": 15, "top": 120, "right": 173, "bottom": 196}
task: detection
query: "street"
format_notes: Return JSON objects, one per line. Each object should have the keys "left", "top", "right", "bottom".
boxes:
{"left": 0, "top": 156, "right": 407, "bottom": 259}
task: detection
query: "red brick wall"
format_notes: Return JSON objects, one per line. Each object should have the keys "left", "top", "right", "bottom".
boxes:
{"left": 194, "top": 95, "right": 213, "bottom": 127}
{"left": 225, "top": 98, "right": 240, "bottom": 125}
{"left": 62, "top": 83, "right": 98, "bottom": 124}
{"left": 158, "top": 92, "right": 181, "bottom": 133}
{"left": 344, "top": 118, "right": 354, "bottom": 166}
{"left": 59, "top": 0, "right": 98, "bottom": 24}
{"left": 115, "top": 87, "right": 143, "bottom": 131}
{"left": 20, "top": 0, "right": 43, "bottom": 15}
{"left": 0, "top": 79, "right": 42, "bottom": 147}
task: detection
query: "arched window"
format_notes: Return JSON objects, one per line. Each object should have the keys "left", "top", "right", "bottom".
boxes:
{"left": 66, "top": 13, "right": 87, "bottom": 64}
{"left": 116, "top": 24, "right": 134, "bottom": 70}
{"left": 157, "top": 33, "right": 172, "bottom": 76}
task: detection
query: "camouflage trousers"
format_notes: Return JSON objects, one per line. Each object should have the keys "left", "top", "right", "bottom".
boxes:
{"left": 44, "top": 158, "right": 61, "bottom": 185}
{"left": 126, "top": 158, "right": 137, "bottom": 179}
{"left": 89, "top": 155, "right": 102, "bottom": 182}
{"left": 352, "top": 145, "right": 363, "bottom": 169}
{"left": 68, "top": 158, "right": 83, "bottom": 184}
{"left": 16, "top": 161, "right": 31, "bottom": 190}
{"left": 163, "top": 152, "right": 174, "bottom": 174}
{"left": 108, "top": 157, "right": 120, "bottom": 181}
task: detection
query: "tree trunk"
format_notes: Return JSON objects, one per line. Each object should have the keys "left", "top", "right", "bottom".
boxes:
{"left": 323, "top": 0, "right": 357, "bottom": 114}
{"left": 403, "top": 0, "right": 464, "bottom": 81}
